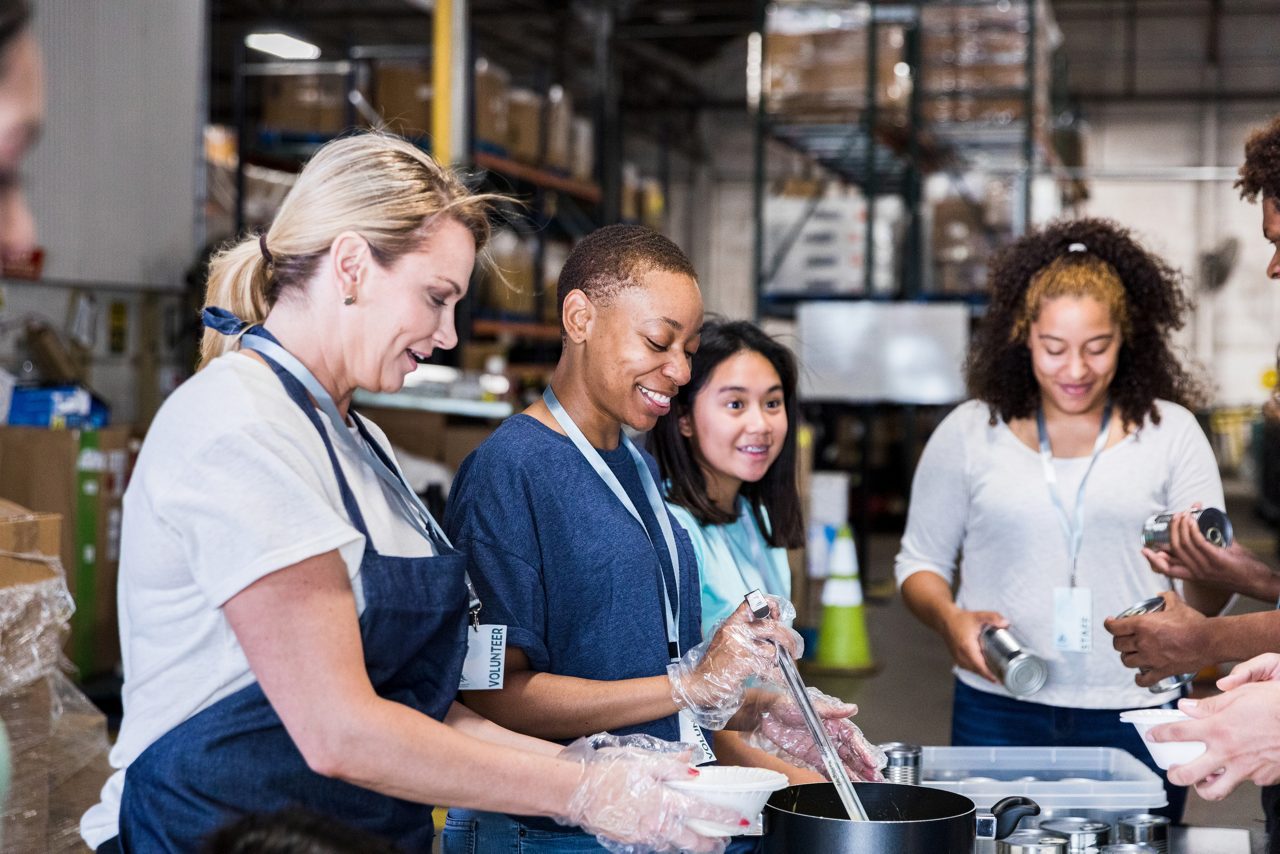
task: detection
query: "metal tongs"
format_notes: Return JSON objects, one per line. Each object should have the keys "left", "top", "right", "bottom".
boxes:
{"left": 745, "top": 590, "right": 870, "bottom": 822}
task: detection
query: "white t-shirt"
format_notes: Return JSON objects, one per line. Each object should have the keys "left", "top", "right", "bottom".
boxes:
{"left": 894, "top": 399, "right": 1224, "bottom": 710}
{"left": 81, "top": 353, "right": 435, "bottom": 849}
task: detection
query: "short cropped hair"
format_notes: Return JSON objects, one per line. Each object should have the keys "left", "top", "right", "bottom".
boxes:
{"left": 1237, "top": 114, "right": 1280, "bottom": 205}
{"left": 556, "top": 224, "right": 696, "bottom": 330}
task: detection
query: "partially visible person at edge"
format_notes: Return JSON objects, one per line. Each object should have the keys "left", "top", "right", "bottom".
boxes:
{"left": 649, "top": 319, "right": 884, "bottom": 786}
{"left": 895, "top": 217, "right": 1232, "bottom": 822}
{"left": 79, "top": 135, "right": 749, "bottom": 854}
{"left": 0, "top": 0, "right": 40, "bottom": 839}
{"left": 1112, "top": 114, "right": 1280, "bottom": 852}
{"left": 442, "top": 226, "right": 884, "bottom": 854}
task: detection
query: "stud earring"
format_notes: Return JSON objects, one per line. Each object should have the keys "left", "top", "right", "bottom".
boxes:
{"left": 343, "top": 295, "right": 356, "bottom": 306}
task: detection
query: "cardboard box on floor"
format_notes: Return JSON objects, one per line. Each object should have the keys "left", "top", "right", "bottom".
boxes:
{"left": 0, "top": 426, "right": 132, "bottom": 678}
{"left": 0, "top": 502, "right": 113, "bottom": 853}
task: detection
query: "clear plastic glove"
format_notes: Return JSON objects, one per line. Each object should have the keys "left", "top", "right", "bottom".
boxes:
{"left": 744, "top": 686, "right": 886, "bottom": 783}
{"left": 555, "top": 733, "right": 749, "bottom": 854}
{"left": 668, "top": 596, "right": 804, "bottom": 729}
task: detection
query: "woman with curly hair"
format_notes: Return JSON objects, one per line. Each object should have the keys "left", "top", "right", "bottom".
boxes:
{"left": 895, "top": 217, "right": 1231, "bottom": 821}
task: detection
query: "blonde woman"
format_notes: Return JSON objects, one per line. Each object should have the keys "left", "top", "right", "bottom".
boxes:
{"left": 80, "top": 134, "right": 748, "bottom": 854}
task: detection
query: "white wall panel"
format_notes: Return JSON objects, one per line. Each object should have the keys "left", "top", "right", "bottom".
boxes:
{"left": 27, "top": 0, "right": 204, "bottom": 287}
{"left": 1081, "top": 104, "right": 1280, "bottom": 407}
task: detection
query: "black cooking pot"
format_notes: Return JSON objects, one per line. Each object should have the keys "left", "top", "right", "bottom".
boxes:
{"left": 762, "top": 781, "right": 1039, "bottom": 853}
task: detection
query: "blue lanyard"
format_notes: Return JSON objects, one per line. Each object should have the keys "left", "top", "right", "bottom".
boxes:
{"left": 236, "top": 330, "right": 482, "bottom": 622}
{"left": 1036, "top": 401, "right": 1113, "bottom": 588}
{"left": 542, "top": 386, "right": 683, "bottom": 660}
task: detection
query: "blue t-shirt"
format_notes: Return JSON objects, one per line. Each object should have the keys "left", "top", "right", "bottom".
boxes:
{"left": 444, "top": 414, "right": 704, "bottom": 748}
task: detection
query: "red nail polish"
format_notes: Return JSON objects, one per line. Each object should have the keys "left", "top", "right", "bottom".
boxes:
{"left": 739, "top": 819, "right": 751, "bottom": 827}
{"left": 688, "top": 768, "right": 700, "bottom": 776}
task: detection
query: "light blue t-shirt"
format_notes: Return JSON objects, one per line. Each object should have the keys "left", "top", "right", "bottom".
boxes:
{"left": 668, "top": 496, "right": 792, "bottom": 639}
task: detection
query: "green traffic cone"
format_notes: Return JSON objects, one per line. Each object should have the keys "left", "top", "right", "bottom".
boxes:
{"left": 816, "top": 525, "right": 875, "bottom": 671}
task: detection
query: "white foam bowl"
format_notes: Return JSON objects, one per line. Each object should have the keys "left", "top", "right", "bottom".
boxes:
{"left": 666, "top": 766, "right": 791, "bottom": 837}
{"left": 1119, "top": 708, "right": 1206, "bottom": 770}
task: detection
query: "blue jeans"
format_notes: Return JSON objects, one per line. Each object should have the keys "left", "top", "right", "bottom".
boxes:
{"left": 950, "top": 680, "right": 1187, "bottom": 823}
{"left": 442, "top": 810, "right": 761, "bottom": 854}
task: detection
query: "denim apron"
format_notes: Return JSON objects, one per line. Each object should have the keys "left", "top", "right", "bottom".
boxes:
{"left": 117, "top": 326, "right": 469, "bottom": 853}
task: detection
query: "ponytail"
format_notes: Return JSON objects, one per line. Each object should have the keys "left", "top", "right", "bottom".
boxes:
{"left": 196, "top": 132, "right": 501, "bottom": 370}
{"left": 198, "top": 237, "right": 274, "bottom": 368}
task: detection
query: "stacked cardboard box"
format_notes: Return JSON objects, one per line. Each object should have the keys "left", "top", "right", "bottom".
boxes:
{"left": 260, "top": 74, "right": 348, "bottom": 135}
{"left": 919, "top": 1, "right": 1049, "bottom": 127}
{"left": 480, "top": 229, "right": 539, "bottom": 316}
{"left": 765, "top": 8, "right": 907, "bottom": 117}
{"left": 0, "top": 504, "right": 113, "bottom": 852}
{"left": 0, "top": 426, "right": 132, "bottom": 677}
{"left": 375, "top": 62, "right": 433, "bottom": 137}
{"left": 474, "top": 58, "right": 511, "bottom": 152}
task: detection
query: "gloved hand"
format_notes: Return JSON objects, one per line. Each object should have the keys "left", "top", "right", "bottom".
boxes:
{"left": 667, "top": 596, "right": 804, "bottom": 729}
{"left": 555, "top": 733, "right": 749, "bottom": 854}
{"left": 744, "top": 686, "right": 886, "bottom": 783}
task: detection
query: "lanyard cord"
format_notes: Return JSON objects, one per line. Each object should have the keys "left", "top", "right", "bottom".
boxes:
{"left": 1036, "top": 400, "right": 1113, "bottom": 589}
{"left": 239, "top": 332, "right": 482, "bottom": 621}
{"left": 542, "top": 386, "right": 683, "bottom": 660}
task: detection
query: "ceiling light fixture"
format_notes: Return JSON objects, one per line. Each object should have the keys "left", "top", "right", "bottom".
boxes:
{"left": 245, "top": 33, "right": 321, "bottom": 61}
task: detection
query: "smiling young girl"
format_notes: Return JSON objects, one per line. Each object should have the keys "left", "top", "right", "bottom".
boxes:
{"left": 649, "top": 321, "right": 835, "bottom": 785}
{"left": 895, "top": 218, "right": 1231, "bottom": 821}
{"left": 650, "top": 321, "right": 804, "bottom": 637}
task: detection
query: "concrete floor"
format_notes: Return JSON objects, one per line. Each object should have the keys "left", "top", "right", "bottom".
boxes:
{"left": 805, "top": 475, "right": 1276, "bottom": 851}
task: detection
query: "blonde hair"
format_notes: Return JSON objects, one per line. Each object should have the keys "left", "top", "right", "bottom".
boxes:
{"left": 1010, "top": 253, "right": 1131, "bottom": 344}
{"left": 200, "top": 132, "right": 498, "bottom": 367}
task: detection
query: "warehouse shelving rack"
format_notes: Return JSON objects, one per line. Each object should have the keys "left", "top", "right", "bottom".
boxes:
{"left": 752, "top": 0, "right": 1062, "bottom": 588}
{"left": 752, "top": 0, "right": 1060, "bottom": 317}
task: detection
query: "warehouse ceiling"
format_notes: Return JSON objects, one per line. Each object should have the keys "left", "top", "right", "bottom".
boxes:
{"left": 1054, "top": 0, "right": 1280, "bottom": 104}
{"left": 208, "top": 0, "right": 1280, "bottom": 150}
{"left": 208, "top": 0, "right": 757, "bottom": 128}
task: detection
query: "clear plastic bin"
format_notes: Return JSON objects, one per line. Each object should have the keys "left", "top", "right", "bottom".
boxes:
{"left": 921, "top": 746, "right": 1167, "bottom": 851}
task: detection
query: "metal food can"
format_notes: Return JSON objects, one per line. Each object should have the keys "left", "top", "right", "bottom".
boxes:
{"left": 879, "top": 742, "right": 922, "bottom": 786}
{"left": 981, "top": 625, "right": 1049, "bottom": 697}
{"left": 1113, "top": 598, "right": 1196, "bottom": 694}
{"left": 1115, "top": 813, "right": 1170, "bottom": 853}
{"left": 1040, "top": 817, "right": 1110, "bottom": 851}
{"left": 1142, "top": 507, "right": 1232, "bottom": 551}
{"left": 997, "top": 830, "right": 1069, "bottom": 854}
{"left": 1099, "top": 846, "right": 1158, "bottom": 853}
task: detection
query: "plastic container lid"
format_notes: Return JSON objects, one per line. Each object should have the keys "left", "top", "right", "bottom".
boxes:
{"left": 920, "top": 746, "right": 1167, "bottom": 813}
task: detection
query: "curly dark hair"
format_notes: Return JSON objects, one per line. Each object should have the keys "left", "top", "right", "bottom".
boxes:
{"left": 1237, "top": 114, "right": 1280, "bottom": 204}
{"left": 966, "top": 217, "right": 1206, "bottom": 428}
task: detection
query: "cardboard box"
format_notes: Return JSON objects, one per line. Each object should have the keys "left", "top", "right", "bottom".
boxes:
{"left": 481, "top": 229, "right": 538, "bottom": 316}
{"left": 765, "top": 22, "right": 907, "bottom": 115}
{"left": 0, "top": 426, "right": 132, "bottom": 677}
{"left": 571, "top": 116, "right": 595, "bottom": 183}
{"left": 506, "top": 88, "right": 544, "bottom": 165}
{"left": 474, "top": 58, "right": 510, "bottom": 149}
{"left": 375, "top": 63, "right": 433, "bottom": 137}
{"left": 545, "top": 86, "right": 573, "bottom": 172}
{"left": 353, "top": 408, "right": 446, "bottom": 463}
{"left": 261, "top": 74, "right": 348, "bottom": 134}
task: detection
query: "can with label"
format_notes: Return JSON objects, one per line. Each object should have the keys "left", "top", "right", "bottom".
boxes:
{"left": 1113, "top": 597, "right": 1195, "bottom": 694}
{"left": 980, "top": 625, "right": 1049, "bottom": 697}
{"left": 879, "top": 742, "right": 922, "bottom": 785}
{"left": 1115, "top": 813, "right": 1170, "bottom": 853}
{"left": 1142, "top": 507, "right": 1232, "bottom": 551}
{"left": 1040, "top": 817, "right": 1110, "bottom": 851}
